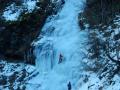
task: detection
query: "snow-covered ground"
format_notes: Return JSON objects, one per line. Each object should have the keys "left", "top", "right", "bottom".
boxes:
{"left": 2, "top": 4, "right": 22, "bottom": 21}
{"left": 2, "top": 0, "right": 37, "bottom": 21}
{"left": 0, "top": 60, "right": 36, "bottom": 90}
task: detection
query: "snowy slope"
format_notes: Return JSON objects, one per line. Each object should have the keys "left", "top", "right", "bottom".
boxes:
{"left": 2, "top": 0, "right": 37, "bottom": 21}
{"left": 30, "top": 0, "right": 88, "bottom": 90}
{"left": 0, "top": 60, "right": 36, "bottom": 90}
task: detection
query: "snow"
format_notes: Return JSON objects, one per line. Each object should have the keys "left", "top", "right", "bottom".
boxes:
{"left": 2, "top": 4, "right": 22, "bottom": 21}
{"left": 0, "top": 61, "right": 23, "bottom": 76}
{"left": 2, "top": 0, "right": 37, "bottom": 21}
{"left": 3, "top": 10, "right": 21, "bottom": 21}
{"left": 77, "top": 72, "right": 120, "bottom": 90}
{"left": 23, "top": 0, "right": 37, "bottom": 12}
{"left": 0, "top": 60, "right": 36, "bottom": 90}
{"left": 25, "top": 65, "right": 36, "bottom": 73}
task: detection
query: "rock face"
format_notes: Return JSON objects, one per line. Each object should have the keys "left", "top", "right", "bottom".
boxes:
{"left": 0, "top": 0, "right": 55, "bottom": 64}
{"left": 85, "top": 0, "right": 120, "bottom": 25}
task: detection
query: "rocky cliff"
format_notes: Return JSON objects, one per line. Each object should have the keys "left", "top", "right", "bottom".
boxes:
{"left": 0, "top": 0, "right": 61, "bottom": 64}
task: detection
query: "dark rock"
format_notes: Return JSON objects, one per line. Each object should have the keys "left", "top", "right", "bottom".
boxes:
{"left": 0, "top": 76, "right": 7, "bottom": 85}
{"left": 85, "top": 0, "right": 120, "bottom": 26}
{"left": 0, "top": 0, "right": 55, "bottom": 64}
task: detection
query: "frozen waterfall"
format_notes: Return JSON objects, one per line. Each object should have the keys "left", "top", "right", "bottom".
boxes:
{"left": 33, "top": 0, "right": 86, "bottom": 74}
{"left": 31, "top": 0, "right": 88, "bottom": 90}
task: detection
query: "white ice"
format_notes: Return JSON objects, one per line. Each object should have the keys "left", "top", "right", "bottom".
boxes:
{"left": 30, "top": 0, "right": 89, "bottom": 90}
{"left": 2, "top": 0, "right": 37, "bottom": 21}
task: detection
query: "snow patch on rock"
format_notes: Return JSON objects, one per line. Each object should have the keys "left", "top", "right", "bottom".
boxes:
{"left": 2, "top": 0, "right": 37, "bottom": 21}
